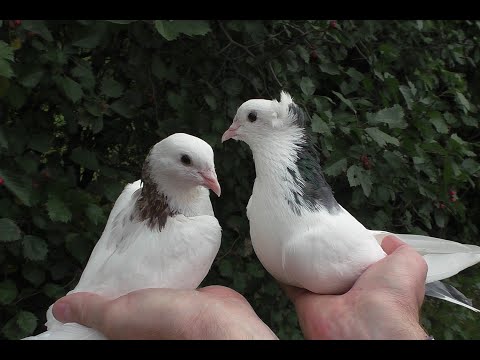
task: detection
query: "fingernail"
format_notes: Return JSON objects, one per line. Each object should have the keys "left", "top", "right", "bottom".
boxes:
{"left": 54, "top": 302, "right": 72, "bottom": 322}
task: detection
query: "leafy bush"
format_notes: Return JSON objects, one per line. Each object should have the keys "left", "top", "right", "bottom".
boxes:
{"left": 0, "top": 20, "right": 479, "bottom": 340}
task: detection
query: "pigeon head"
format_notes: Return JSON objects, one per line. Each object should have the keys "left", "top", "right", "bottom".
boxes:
{"left": 144, "top": 133, "right": 221, "bottom": 197}
{"left": 221, "top": 91, "right": 305, "bottom": 148}
{"left": 222, "top": 92, "right": 340, "bottom": 215}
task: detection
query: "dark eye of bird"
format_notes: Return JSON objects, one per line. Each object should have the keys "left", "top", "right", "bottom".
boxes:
{"left": 180, "top": 154, "right": 192, "bottom": 165}
{"left": 248, "top": 112, "right": 257, "bottom": 122}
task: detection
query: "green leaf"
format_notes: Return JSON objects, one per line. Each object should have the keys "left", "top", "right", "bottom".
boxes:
{"left": 22, "top": 235, "right": 48, "bottom": 261}
{"left": 101, "top": 77, "right": 124, "bottom": 98}
{"left": 311, "top": 114, "right": 331, "bottom": 135}
{"left": 71, "top": 147, "right": 100, "bottom": 170}
{"left": 0, "top": 218, "right": 21, "bottom": 242}
{"left": 110, "top": 99, "right": 135, "bottom": 118}
{"left": 21, "top": 20, "right": 53, "bottom": 41}
{"left": 346, "top": 165, "right": 372, "bottom": 197}
{"left": 300, "top": 77, "right": 315, "bottom": 96}
{"left": 233, "top": 273, "right": 247, "bottom": 292}
{"left": 246, "top": 262, "right": 265, "bottom": 278}
{"left": 0, "top": 41, "right": 14, "bottom": 78}
{"left": 461, "top": 158, "right": 480, "bottom": 175}
{"left": 0, "top": 169, "right": 33, "bottom": 206}
{"left": 46, "top": 194, "right": 72, "bottom": 223}
{"left": 155, "top": 20, "right": 211, "bottom": 41}
{"left": 219, "top": 259, "right": 233, "bottom": 277}
{"left": 0, "top": 40, "right": 14, "bottom": 61}
{"left": 29, "top": 133, "right": 53, "bottom": 153}
{"left": 0, "top": 59, "right": 14, "bottom": 78}
{"left": 19, "top": 70, "right": 44, "bottom": 88}
{"left": 332, "top": 91, "right": 356, "bottom": 114}
{"left": 106, "top": 20, "right": 136, "bottom": 24}
{"left": 296, "top": 45, "right": 310, "bottom": 63}
{"left": 84, "top": 102, "right": 102, "bottom": 117}
{"left": 176, "top": 20, "right": 211, "bottom": 36}
{"left": 313, "top": 96, "right": 334, "bottom": 112}
{"left": 324, "top": 158, "right": 348, "bottom": 177}
{"left": 319, "top": 63, "right": 340, "bottom": 75}
{"left": 33, "top": 215, "right": 48, "bottom": 229}
{"left": 461, "top": 115, "right": 478, "bottom": 127}
{"left": 65, "top": 233, "right": 92, "bottom": 264}
{"left": 6, "top": 83, "right": 26, "bottom": 109}
{"left": 422, "top": 141, "right": 447, "bottom": 155}
{"left": 154, "top": 20, "right": 178, "bottom": 40}
{"left": 104, "top": 182, "right": 125, "bottom": 202}
{"left": 346, "top": 67, "right": 364, "bottom": 81}
{"left": 72, "top": 23, "right": 107, "bottom": 49}
{"left": 430, "top": 114, "right": 449, "bottom": 134}
{"left": 58, "top": 77, "right": 83, "bottom": 103}
{"left": 0, "top": 125, "right": 8, "bottom": 150}
{"left": 151, "top": 56, "right": 167, "bottom": 80}
{"left": 377, "top": 186, "right": 392, "bottom": 202}
{"left": 22, "top": 264, "right": 45, "bottom": 286}
{"left": 222, "top": 78, "right": 243, "bottom": 96}
{"left": 14, "top": 154, "right": 38, "bottom": 175}
{"left": 366, "top": 105, "right": 407, "bottom": 129}
{"left": 17, "top": 311, "right": 38, "bottom": 335}
{"left": 2, "top": 313, "right": 34, "bottom": 339}
{"left": 204, "top": 94, "right": 217, "bottom": 110}
{"left": 43, "top": 283, "right": 65, "bottom": 300}
{"left": 455, "top": 91, "right": 470, "bottom": 113}
{"left": 365, "top": 127, "right": 400, "bottom": 147}
{"left": 0, "top": 280, "right": 17, "bottom": 305}
{"left": 71, "top": 62, "right": 95, "bottom": 90}
{"left": 399, "top": 85, "right": 413, "bottom": 110}
{"left": 86, "top": 204, "right": 104, "bottom": 226}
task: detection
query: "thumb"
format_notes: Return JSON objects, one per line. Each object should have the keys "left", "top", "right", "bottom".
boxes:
{"left": 52, "top": 292, "right": 109, "bottom": 330}
{"left": 380, "top": 235, "right": 408, "bottom": 255}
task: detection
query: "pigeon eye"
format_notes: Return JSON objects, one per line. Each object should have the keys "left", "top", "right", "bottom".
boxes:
{"left": 180, "top": 154, "right": 192, "bottom": 165}
{"left": 248, "top": 112, "right": 257, "bottom": 122}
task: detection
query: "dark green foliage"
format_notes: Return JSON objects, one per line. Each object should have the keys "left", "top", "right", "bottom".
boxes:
{"left": 0, "top": 20, "right": 479, "bottom": 340}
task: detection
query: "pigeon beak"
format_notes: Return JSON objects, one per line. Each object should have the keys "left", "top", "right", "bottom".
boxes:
{"left": 221, "top": 121, "right": 241, "bottom": 143}
{"left": 199, "top": 169, "right": 221, "bottom": 197}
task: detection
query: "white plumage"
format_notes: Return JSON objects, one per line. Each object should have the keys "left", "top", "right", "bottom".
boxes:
{"left": 24, "top": 133, "right": 222, "bottom": 339}
{"left": 222, "top": 91, "right": 480, "bottom": 312}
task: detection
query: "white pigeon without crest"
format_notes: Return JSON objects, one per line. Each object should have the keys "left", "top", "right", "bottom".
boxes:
{"left": 221, "top": 91, "right": 480, "bottom": 312}
{"left": 24, "top": 133, "right": 223, "bottom": 340}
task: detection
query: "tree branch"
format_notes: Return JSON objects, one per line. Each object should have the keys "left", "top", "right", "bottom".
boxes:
{"left": 218, "top": 21, "right": 255, "bottom": 58}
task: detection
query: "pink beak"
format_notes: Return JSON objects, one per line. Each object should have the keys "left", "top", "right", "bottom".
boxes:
{"left": 221, "top": 121, "right": 241, "bottom": 143}
{"left": 199, "top": 169, "right": 221, "bottom": 197}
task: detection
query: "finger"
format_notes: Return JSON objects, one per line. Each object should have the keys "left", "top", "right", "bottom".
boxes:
{"left": 279, "top": 282, "right": 309, "bottom": 303}
{"left": 381, "top": 235, "right": 407, "bottom": 255}
{"left": 391, "top": 245, "right": 428, "bottom": 301}
{"left": 52, "top": 292, "right": 109, "bottom": 330}
{"left": 377, "top": 239, "right": 428, "bottom": 307}
{"left": 386, "top": 243, "right": 428, "bottom": 284}
{"left": 199, "top": 285, "right": 246, "bottom": 301}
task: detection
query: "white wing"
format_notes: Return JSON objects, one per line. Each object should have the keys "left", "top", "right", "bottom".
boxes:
{"left": 25, "top": 181, "right": 221, "bottom": 340}
{"left": 71, "top": 213, "right": 222, "bottom": 296}
{"left": 73, "top": 180, "right": 143, "bottom": 287}
{"left": 370, "top": 230, "right": 480, "bottom": 312}
{"left": 370, "top": 230, "right": 480, "bottom": 282}
{"left": 23, "top": 321, "right": 107, "bottom": 340}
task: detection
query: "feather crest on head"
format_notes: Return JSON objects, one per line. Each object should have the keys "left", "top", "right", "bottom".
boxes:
{"left": 272, "top": 91, "right": 307, "bottom": 128}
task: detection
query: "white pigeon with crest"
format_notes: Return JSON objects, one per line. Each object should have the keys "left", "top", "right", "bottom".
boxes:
{"left": 221, "top": 91, "right": 480, "bottom": 312}
{"left": 24, "top": 133, "right": 223, "bottom": 340}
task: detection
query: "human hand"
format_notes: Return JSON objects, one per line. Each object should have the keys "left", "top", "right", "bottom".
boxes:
{"left": 52, "top": 285, "right": 278, "bottom": 340}
{"left": 282, "top": 235, "right": 429, "bottom": 340}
